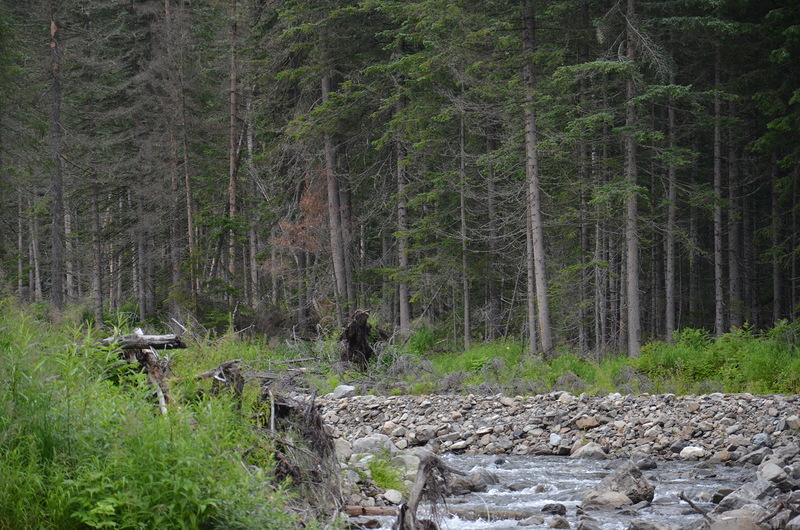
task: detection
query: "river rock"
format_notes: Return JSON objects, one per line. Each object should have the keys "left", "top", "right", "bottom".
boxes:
{"left": 448, "top": 468, "right": 500, "bottom": 495}
{"left": 333, "top": 437, "right": 352, "bottom": 462}
{"left": 680, "top": 446, "right": 706, "bottom": 459}
{"left": 594, "top": 460, "right": 655, "bottom": 504}
{"left": 547, "top": 515, "right": 570, "bottom": 528}
{"left": 330, "top": 384, "right": 356, "bottom": 399}
{"left": 382, "top": 489, "right": 403, "bottom": 504}
{"left": 570, "top": 441, "right": 607, "bottom": 459}
{"left": 351, "top": 433, "right": 398, "bottom": 455}
{"left": 712, "top": 480, "right": 780, "bottom": 514}
{"left": 581, "top": 490, "right": 633, "bottom": 510}
{"left": 541, "top": 503, "right": 567, "bottom": 515}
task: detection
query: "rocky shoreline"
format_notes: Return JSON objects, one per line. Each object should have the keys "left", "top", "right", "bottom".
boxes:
{"left": 317, "top": 389, "right": 800, "bottom": 460}
{"left": 313, "top": 388, "right": 800, "bottom": 529}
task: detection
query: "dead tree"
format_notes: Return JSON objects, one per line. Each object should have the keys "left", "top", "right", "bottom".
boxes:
{"left": 100, "top": 328, "right": 187, "bottom": 414}
{"left": 340, "top": 309, "right": 373, "bottom": 370}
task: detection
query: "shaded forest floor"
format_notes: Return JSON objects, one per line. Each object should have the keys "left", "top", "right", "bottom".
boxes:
{"left": 1, "top": 298, "right": 799, "bottom": 528}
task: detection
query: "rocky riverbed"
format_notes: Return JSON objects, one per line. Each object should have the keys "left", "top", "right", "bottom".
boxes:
{"left": 317, "top": 389, "right": 800, "bottom": 460}
{"left": 311, "top": 388, "right": 800, "bottom": 529}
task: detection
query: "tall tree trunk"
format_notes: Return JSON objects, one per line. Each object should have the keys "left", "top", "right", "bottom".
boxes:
{"left": 164, "top": 0, "right": 182, "bottom": 306}
{"left": 689, "top": 203, "right": 698, "bottom": 323}
{"left": 91, "top": 183, "right": 104, "bottom": 327}
{"left": 578, "top": 142, "right": 590, "bottom": 353}
{"left": 486, "top": 136, "right": 501, "bottom": 340}
{"left": 65, "top": 204, "right": 74, "bottom": 300}
{"left": 322, "top": 73, "right": 348, "bottom": 324}
{"left": 136, "top": 194, "right": 147, "bottom": 323}
{"left": 396, "top": 95, "right": 411, "bottom": 336}
{"left": 17, "top": 193, "right": 25, "bottom": 300}
{"left": 228, "top": 0, "right": 238, "bottom": 289}
{"left": 30, "top": 200, "right": 43, "bottom": 301}
{"left": 624, "top": 0, "right": 641, "bottom": 357}
{"left": 772, "top": 159, "right": 782, "bottom": 323}
{"left": 459, "top": 112, "right": 470, "bottom": 349}
{"left": 713, "top": 51, "right": 725, "bottom": 336}
{"left": 665, "top": 102, "right": 677, "bottom": 341}
{"left": 521, "top": 0, "right": 552, "bottom": 356}
{"left": 727, "top": 133, "right": 743, "bottom": 328}
{"left": 49, "top": 1, "right": 65, "bottom": 310}
{"left": 246, "top": 96, "right": 260, "bottom": 309}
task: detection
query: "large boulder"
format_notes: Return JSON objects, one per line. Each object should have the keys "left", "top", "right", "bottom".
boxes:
{"left": 351, "top": 433, "right": 398, "bottom": 456}
{"left": 570, "top": 442, "right": 607, "bottom": 460}
{"left": 448, "top": 468, "right": 500, "bottom": 495}
{"left": 712, "top": 480, "right": 780, "bottom": 514}
{"left": 581, "top": 491, "right": 633, "bottom": 510}
{"left": 595, "top": 460, "right": 655, "bottom": 504}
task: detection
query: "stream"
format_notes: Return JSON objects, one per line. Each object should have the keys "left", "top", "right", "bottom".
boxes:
{"left": 373, "top": 454, "right": 750, "bottom": 529}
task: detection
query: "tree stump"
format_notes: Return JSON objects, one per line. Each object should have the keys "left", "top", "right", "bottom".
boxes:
{"left": 340, "top": 309, "right": 374, "bottom": 370}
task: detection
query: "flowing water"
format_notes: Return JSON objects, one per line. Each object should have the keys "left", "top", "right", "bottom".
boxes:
{"left": 373, "top": 454, "right": 750, "bottom": 529}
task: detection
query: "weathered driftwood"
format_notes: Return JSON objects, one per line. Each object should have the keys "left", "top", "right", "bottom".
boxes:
{"left": 392, "top": 455, "right": 466, "bottom": 530}
{"left": 100, "top": 329, "right": 182, "bottom": 414}
{"left": 678, "top": 490, "right": 714, "bottom": 524}
{"left": 100, "top": 329, "right": 187, "bottom": 350}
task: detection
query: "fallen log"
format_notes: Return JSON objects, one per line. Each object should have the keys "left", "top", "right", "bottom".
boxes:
{"left": 99, "top": 328, "right": 181, "bottom": 414}
{"left": 100, "top": 329, "right": 186, "bottom": 350}
{"left": 343, "top": 506, "right": 398, "bottom": 517}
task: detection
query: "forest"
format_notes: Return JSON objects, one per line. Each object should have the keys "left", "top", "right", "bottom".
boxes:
{"left": 0, "top": 0, "right": 798, "bottom": 357}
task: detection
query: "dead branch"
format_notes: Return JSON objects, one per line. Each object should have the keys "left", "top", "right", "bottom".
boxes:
{"left": 393, "top": 455, "right": 466, "bottom": 530}
{"left": 677, "top": 491, "right": 714, "bottom": 524}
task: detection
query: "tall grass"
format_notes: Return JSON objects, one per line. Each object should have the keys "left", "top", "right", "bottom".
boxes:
{"left": 0, "top": 299, "right": 295, "bottom": 529}
{"left": 637, "top": 323, "right": 800, "bottom": 394}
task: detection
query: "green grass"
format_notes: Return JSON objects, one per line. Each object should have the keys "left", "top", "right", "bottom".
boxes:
{"left": 3, "top": 297, "right": 800, "bottom": 528}
{"left": 0, "top": 299, "right": 295, "bottom": 530}
{"left": 367, "top": 454, "right": 406, "bottom": 493}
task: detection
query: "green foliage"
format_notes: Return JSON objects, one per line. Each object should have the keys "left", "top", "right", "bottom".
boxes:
{"left": 405, "top": 326, "right": 436, "bottom": 356}
{"left": 0, "top": 300, "right": 295, "bottom": 530}
{"left": 367, "top": 454, "right": 406, "bottom": 494}
{"left": 637, "top": 323, "right": 800, "bottom": 395}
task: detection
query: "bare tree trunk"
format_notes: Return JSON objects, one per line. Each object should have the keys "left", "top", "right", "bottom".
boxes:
{"left": 486, "top": 136, "right": 501, "bottom": 340}
{"left": 91, "top": 183, "right": 104, "bottom": 326}
{"left": 792, "top": 167, "right": 798, "bottom": 322}
{"left": 49, "top": 1, "right": 65, "bottom": 310}
{"left": 727, "top": 134, "right": 743, "bottom": 328}
{"left": 322, "top": 74, "right": 348, "bottom": 324}
{"left": 396, "top": 100, "right": 411, "bottom": 337}
{"left": 772, "top": 160, "right": 782, "bottom": 323}
{"left": 578, "top": 142, "right": 589, "bottom": 353}
{"left": 521, "top": 0, "right": 552, "bottom": 356}
{"left": 397, "top": 146, "right": 411, "bottom": 336}
{"left": 665, "top": 103, "right": 677, "bottom": 341}
{"left": 17, "top": 193, "right": 25, "bottom": 300}
{"left": 689, "top": 204, "right": 698, "bottom": 323}
{"left": 459, "top": 113, "right": 470, "bottom": 349}
{"left": 136, "top": 194, "right": 147, "bottom": 323}
{"left": 65, "top": 204, "right": 75, "bottom": 300}
{"left": 30, "top": 205, "right": 43, "bottom": 301}
{"left": 624, "top": 0, "right": 641, "bottom": 357}
{"left": 228, "top": 0, "right": 238, "bottom": 290}
{"left": 713, "top": 51, "right": 725, "bottom": 336}
{"left": 244, "top": 95, "right": 260, "bottom": 309}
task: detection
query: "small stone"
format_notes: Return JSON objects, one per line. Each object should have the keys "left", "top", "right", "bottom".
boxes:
{"left": 680, "top": 446, "right": 707, "bottom": 459}
{"left": 382, "top": 489, "right": 403, "bottom": 504}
